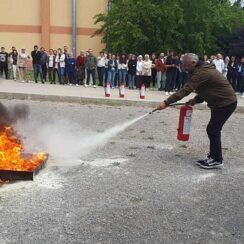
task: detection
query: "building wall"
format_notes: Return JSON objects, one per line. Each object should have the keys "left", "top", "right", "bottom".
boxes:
{"left": 0, "top": 0, "right": 106, "bottom": 55}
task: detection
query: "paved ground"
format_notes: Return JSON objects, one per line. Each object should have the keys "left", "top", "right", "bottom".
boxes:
{"left": 0, "top": 79, "right": 244, "bottom": 112}
{"left": 0, "top": 100, "right": 243, "bottom": 244}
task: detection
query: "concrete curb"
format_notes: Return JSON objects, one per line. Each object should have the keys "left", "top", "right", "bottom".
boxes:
{"left": 0, "top": 92, "right": 243, "bottom": 113}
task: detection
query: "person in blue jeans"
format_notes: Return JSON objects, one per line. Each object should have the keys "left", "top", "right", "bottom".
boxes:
{"left": 67, "top": 54, "right": 77, "bottom": 86}
{"left": 40, "top": 47, "right": 48, "bottom": 82}
{"left": 107, "top": 54, "right": 117, "bottom": 88}
{"left": 31, "top": 45, "right": 43, "bottom": 83}
{"left": 55, "top": 48, "right": 66, "bottom": 85}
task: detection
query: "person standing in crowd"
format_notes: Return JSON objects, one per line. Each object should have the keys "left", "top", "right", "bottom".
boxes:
{"left": 127, "top": 54, "right": 137, "bottom": 89}
{"left": 84, "top": 49, "right": 97, "bottom": 88}
{"left": 97, "top": 51, "right": 106, "bottom": 86}
{"left": 107, "top": 54, "right": 117, "bottom": 89}
{"left": 118, "top": 54, "right": 127, "bottom": 86}
{"left": 155, "top": 53, "right": 166, "bottom": 91}
{"left": 238, "top": 57, "right": 244, "bottom": 98}
{"left": 31, "top": 45, "right": 43, "bottom": 83}
{"left": 176, "top": 54, "right": 189, "bottom": 90}
{"left": 227, "top": 56, "right": 238, "bottom": 92}
{"left": 0, "top": 47, "right": 9, "bottom": 79}
{"left": 9, "top": 48, "right": 18, "bottom": 81}
{"left": 76, "top": 50, "right": 86, "bottom": 85}
{"left": 47, "top": 49, "right": 55, "bottom": 84}
{"left": 55, "top": 48, "right": 66, "bottom": 85}
{"left": 63, "top": 46, "right": 69, "bottom": 84}
{"left": 53, "top": 50, "right": 60, "bottom": 83}
{"left": 223, "top": 56, "right": 230, "bottom": 78}
{"left": 136, "top": 55, "right": 143, "bottom": 88}
{"left": 18, "top": 48, "right": 30, "bottom": 82}
{"left": 165, "top": 51, "right": 178, "bottom": 95}
{"left": 212, "top": 53, "right": 225, "bottom": 74}
{"left": 156, "top": 53, "right": 237, "bottom": 169}
{"left": 40, "top": 47, "right": 48, "bottom": 82}
{"left": 151, "top": 53, "right": 157, "bottom": 88}
{"left": 114, "top": 54, "right": 120, "bottom": 88}
{"left": 203, "top": 55, "right": 210, "bottom": 64}
{"left": 104, "top": 52, "right": 110, "bottom": 85}
{"left": 67, "top": 53, "right": 77, "bottom": 86}
{"left": 142, "top": 54, "right": 152, "bottom": 88}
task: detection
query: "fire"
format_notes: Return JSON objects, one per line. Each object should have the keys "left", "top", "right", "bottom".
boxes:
{"left": 0, "top": 126, "right": 48, "bottom": 171}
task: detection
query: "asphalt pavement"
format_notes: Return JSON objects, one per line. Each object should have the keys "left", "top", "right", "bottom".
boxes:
{"left": 0, "top": 100, "right": 243, "bottom": 244}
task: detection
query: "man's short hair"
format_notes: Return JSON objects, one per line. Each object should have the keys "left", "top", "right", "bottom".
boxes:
{"left": 185, "top": 53, "right": 199, "bottom": 63}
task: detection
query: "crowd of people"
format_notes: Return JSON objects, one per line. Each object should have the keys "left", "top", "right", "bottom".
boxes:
{"left": 0, "top": 45, "right": 244, "bottom": 97}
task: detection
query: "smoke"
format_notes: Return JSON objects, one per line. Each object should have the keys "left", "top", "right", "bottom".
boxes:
{"left": 15, "top": 111, "right": 148, "bottom": 166}
{"left": 0, "top": 102, "right": 30, "bottom": 129}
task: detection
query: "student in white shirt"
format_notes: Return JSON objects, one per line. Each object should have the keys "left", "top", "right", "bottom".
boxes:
{"left": 142, "top": 54, "right": 152, "bottom": 88}
{"left": 212, "top": 53, "right": 225, "bottom": 74}
{"left": 55, "top": 48, "right": 66, "bottom": 85}
{"left": 97, "top": 51, "right": 106, "bottom": 86}
{"left": 136, "top": 55, "right": 143, "bottom": 88}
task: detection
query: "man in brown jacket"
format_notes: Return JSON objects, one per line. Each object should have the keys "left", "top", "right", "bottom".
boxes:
{"left": 157, "top": 53, "right": 237, "bottom": 169}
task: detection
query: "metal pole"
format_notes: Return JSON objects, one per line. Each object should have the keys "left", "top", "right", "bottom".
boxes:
{"left": 72, "top": 0, "right": 77, "bottom": 57}
{"left": 106, "top": 0, "right": 112, "bottom": 50}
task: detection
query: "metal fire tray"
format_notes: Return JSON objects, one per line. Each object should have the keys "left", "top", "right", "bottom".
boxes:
{"left": 0, "top": 153, "right": 48, "bottom": 181}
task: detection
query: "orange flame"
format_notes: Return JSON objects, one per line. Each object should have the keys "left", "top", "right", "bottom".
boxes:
{"left": 0, "top": 126, "right": 48, "bottom": 171}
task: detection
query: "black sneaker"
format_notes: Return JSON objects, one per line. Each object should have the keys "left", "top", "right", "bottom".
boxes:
{"left": 197, "top": 153, "right": 211, "bottom": 164}
{"left": 197, "top": 158, "right": 223, "bottom": 169}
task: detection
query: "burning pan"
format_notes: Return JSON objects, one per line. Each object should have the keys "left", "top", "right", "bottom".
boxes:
{"left": 0, "top": 153, "right": 48, "bottom": 181}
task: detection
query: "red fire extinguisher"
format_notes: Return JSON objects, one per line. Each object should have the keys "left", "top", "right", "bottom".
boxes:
{"left": 119, "top": 83, "right": 125, "bottom": 98}
{"left": 105, "top": 82, "right": 110, "bottom": 97}
{"left": 177, "top": 105, "right": 193, "bottom": 141}
{"left": 140, "top": 84, "right": 146, "bottom": 99}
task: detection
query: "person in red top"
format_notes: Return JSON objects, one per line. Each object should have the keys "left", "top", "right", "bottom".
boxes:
{"left": 155, "top": 53, "right": 166, "bottom": 91}
{"left": 76, "top": 50, "right": 86, "bottom": 85}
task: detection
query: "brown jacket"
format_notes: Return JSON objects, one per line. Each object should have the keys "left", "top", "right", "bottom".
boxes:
{"left": 165, "top": 63, "right": 237, "bottom": 109}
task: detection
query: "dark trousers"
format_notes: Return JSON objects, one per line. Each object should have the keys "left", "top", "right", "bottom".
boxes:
{"left": 77, "top": 66, "right": 85, "bottom": 85}
{"left": 207, "top": 102, "right": 237, "bottom": 161}
{"left": 0, "top": 64, "right": 8, "bottom": 79}
{"left": 33, "top": 64, "right": 43, "bottom": 82}
{"left": 97, "top": 66, "right": 105, "bottom": 86}
{"left": 48, "top": 67, "right": 55, "bottom": 83}
{"left": 239, "top": 76, "right": 244, "bottom": 93}
{"left": 54, "top": 68, "right": 60, "bottom": 83}
{"left": 165, "top": 70, "right": 177, "bottom": 92}
{"left": 151, "top": 68, "right": 157, "bottom": 87}
{"left": 143, "top": 76, "right": 151, "bottom": 88}
{"left": 227, "top": 73, "right": 238, "bottom": 91}
{"left": 68, "top": 70, "right": 77, "bottom": 84}
{"left": 86, "top": 69, "right": 96, "bottom": 85}
{"left": 136, "top": 75, "right": 143, "bottom": 88}
{"left": 176, "top": 71, "right": 188, "bottom": 90}
{"left": 41, "top": 64, "right": 47, "bottom": 81}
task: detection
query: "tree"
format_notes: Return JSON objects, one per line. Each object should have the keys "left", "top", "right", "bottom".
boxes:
{"left": 93, "top": 0, "right": 244, "bottom": 55}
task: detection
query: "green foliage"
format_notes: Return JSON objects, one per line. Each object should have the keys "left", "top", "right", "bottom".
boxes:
{"left": 93, "top": 0, "right": 244, "bottom": 55}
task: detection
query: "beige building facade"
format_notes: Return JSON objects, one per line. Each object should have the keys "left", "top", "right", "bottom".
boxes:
{"left": 0, "top": 0, "right": 107, "bottom": 55}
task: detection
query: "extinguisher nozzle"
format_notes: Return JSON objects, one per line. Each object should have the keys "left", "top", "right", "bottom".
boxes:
{"left": 149, "top": 108, "right": 159, "bottom": 114}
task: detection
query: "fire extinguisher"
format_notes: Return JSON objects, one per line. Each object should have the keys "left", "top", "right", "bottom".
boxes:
{"left": 140, "top": 84, "right": 146, "bottom": 99}
{"left": 105, "top": 82, "right": 110, "bottom": 97}
{"left": 177, "top": 105, "right": 193, "bottom": 141}
{"left": 119, "top": 83, "right": 125, "bottom": 98}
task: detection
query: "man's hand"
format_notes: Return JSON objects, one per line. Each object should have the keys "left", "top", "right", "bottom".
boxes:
{"left": 157, "top": 102, "right": 167, "bottom": 111}
{"left": 185, "top": 99, "right": 197, "bottom": 106}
